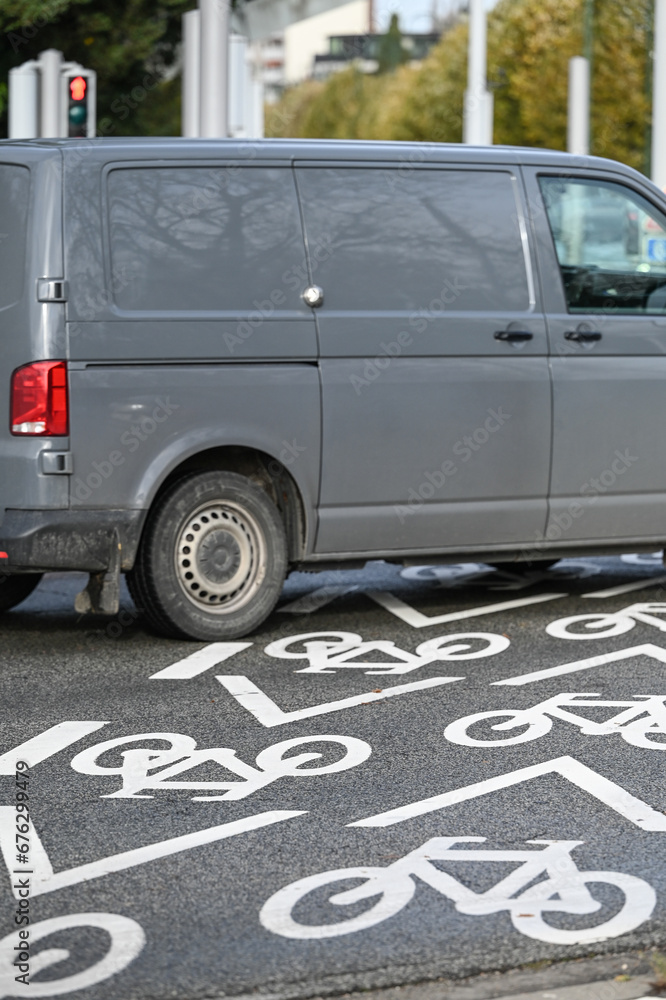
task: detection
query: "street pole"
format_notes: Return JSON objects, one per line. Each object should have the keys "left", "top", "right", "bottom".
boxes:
{"left": 567, "top": 56, "right": 590, "bottom": 155}
{"left": 199, "top": 0, "right": 229, "bottom": 138}
{"left": 653, "top": 0, "right": 666, "bottom": 189}
{"left": 182, "top": 9, "right": 201, "bottom": 137}
{"left": 8, "top": 62, "right": 39, "bottom": 138}
{"left": 463, "top": 0, "right": 493, "bottom": 145}
{"left": 39, "top": 48, "right": 62, "bottom": 137}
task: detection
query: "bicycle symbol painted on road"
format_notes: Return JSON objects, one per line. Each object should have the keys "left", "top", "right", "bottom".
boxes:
{"left": 70, "top": 732, "right": 371, "bottom": 800}
{"left": 260, "top": 837, "right": 655, "bottom": 945}
{"left": 547, "top": 603, "right": 666, "bottom": 640}
{"left": 444, "top": 693, "right": 666, "bottom": 749}
{"left": 264, "top": 631, "right": 509, "bottom": 674}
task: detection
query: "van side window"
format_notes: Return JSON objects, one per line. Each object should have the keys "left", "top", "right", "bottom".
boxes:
{"left": 539, "top": 176, "right": 666, "bottom": 314}
{"left": 295, "top": 167, "right": 530, "bottom": 312}
{"left": 107, "top": 167, "right": 303, "bottom": 311}
{"left": 0, "top": 165, "right": 29, "bottom": 310}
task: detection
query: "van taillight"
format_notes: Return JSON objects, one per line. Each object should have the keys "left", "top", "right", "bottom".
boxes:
{"left": 11, "top": 361, "right": 69, "bottom": 436}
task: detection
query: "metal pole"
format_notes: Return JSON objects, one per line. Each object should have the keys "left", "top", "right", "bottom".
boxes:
{"left": 583, "top": 0, "right": 593, "bottom": 153}
{"left": 39, "top": 48, "right": 63, "bottom": 137}
{"left": 8, "top": 62, "right": 39, "bottom": 139}
{"left": 568, "top": 56, "right": 590, "bottom": 156}
{"left": 182, "top": 9, "right": 201, "bottom": 137}
{"left": 199, "top": 0, "right": 229, "bottom": 138}
{"left": 463, "top": 0, "right": 493, "bottom": 144}
{"left": 653, "top": 0, "right": 666, "bottom": 188}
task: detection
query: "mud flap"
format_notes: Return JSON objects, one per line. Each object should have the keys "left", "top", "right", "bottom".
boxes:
{"left": 74, "top": 529, "right": 121, "bottom": 616}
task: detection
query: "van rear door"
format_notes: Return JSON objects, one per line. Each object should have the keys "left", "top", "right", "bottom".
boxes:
{"left": 0, "top": 147, "right": 68, "bottom": 527}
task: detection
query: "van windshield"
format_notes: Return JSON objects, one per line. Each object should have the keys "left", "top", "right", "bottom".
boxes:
{"left": 0, "top": 165, "right": 29, "bottom": 310}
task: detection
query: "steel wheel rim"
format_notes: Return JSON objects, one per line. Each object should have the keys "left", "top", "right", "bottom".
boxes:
{"left": 175, "top": 500, "right": 267, "bottom": 614}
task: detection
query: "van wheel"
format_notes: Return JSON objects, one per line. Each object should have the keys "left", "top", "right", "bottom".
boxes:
{"left": 0, "top": 573, "right": 43, "bottom": 613}
{"left": 127, "top": 471, "right": 287, "bottom": 640}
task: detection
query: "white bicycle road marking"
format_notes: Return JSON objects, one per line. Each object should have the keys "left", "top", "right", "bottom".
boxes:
{"left": 149, "top": 642, "right": 253, "bottom": 678}
{"left": 216, "top": 675, "right": 462, "bottom": 727}
{"left": 0, "top": 809, "right": 304, "bottom": 898}
{"left": 0, "top": 913, "right": 145, "bottom": 998}
{"left": 70, "top": 733, "right": 371, "bottom": 799}
{"left": 260, "top": 837, "right": 655, "bottom": 945}
{"left": 368, "top": 591, "right": 567, "bottom": 628}
{"left": 547, "top": 602, "right": 666, "bottom": 640}
{"left": 445, "top": 693, "right": 666, "bottom": 749}
{"left": 583, "top": 577, "right": 666, "bottom": 599}
{"left": 264, "top": 631, "right": 508, "bottom": 675}
{"left": 348, "top": 755, "right": 666, "bottom": 831}
{"left": 0, "top": 722, "right": 109, "bottom": 775}
{"left": 491, "top": 642, "right": 666, "bottom": 687}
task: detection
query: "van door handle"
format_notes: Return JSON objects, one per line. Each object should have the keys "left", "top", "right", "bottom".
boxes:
{"left": 494, "top": 329, "right": 533, "bottom": 342}
{"left": 564, "top": 329, "right": 602, "bottom": 342}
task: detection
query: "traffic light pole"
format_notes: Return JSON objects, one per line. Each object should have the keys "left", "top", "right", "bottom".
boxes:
{"left": 39, "top": 48, "right": 62, "bottom": 137}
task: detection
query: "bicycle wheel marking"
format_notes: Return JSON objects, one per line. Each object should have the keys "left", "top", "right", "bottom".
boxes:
{"left": 348, "top": 755, "right": 666, "bottom": 831}
{"left": 445, "top": 693, "right": 666, "bottom": 749}
{"left": 260, "top": 837, "right": 656, "bottom": 945}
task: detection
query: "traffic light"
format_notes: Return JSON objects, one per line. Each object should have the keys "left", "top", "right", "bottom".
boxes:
{"left": 62, "top": 68, "right": 96, "bottom": 137}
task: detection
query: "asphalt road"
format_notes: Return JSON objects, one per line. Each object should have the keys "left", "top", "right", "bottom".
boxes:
{"left": 2, "top": 553, "right": 666, "bottom": 1000}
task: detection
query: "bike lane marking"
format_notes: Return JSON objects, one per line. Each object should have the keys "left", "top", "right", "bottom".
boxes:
{"left": 215, "top": 675, "right": 463, "bottom": 727}
{"left": 149, "top": 642, "right": 253, "bottom": 679}
{"left": 0, "top": 913, "right": 146, "bottom": 998}
{"left": 583, "top": 576, "right": 666, "bottom": 599}
{"left": 0, "top": 722, "right": 109, "bottom": 774}
{"left": 367, "top": 591, "right": 568, "bottom": 628}
{"left": 492, "top": 642, "right": 666, "bottom": 686}
{"left": 0, "top": 809, "right": 305, "bottom": 898}
{"left": 347, "top": 755, "right": 666, "bottom": 831}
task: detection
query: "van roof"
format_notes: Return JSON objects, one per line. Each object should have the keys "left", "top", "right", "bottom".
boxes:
{"left": 0, "top": 136, "right": 650, "bottom": 187}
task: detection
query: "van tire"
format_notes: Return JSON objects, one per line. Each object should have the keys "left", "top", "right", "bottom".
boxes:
{"left": 0, "top": 573, "right": 43, "bottom": 613}
{"left": 127, "top": 471, "right": 287, "bottom": 640}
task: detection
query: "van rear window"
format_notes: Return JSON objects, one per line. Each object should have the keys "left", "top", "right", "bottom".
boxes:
{"left": 0, "top": 165, "right": 29, "bottom": 310}
{"left": 107, "top": 166, "right": 304, "bottom": 312}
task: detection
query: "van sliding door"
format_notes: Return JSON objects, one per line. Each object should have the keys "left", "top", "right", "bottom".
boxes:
{"left": 295, "top": 162, "right": 551, "bottom": 556}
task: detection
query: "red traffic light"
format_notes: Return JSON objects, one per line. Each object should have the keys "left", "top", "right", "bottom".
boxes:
{"left": 69, "top": 76, "right": 87, "bottom": 102}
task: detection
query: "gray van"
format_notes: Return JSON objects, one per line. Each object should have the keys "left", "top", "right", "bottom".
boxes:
{"left": 2, "top": 138, "right": 666, "bottom": 640}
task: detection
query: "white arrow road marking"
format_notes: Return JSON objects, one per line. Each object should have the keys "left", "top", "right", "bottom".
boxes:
{"left": 149, "top": 642, "right": 253, "bottom": 679}
{"left": 0, "top": 722, "right": 109, "bottom": 774}
{"left": 367, "top": 591, "right": 568, "bottom": 628}
{"left": 583, "top": 576, "right": 666, "bottom": 599}
{"left": 216, "top": 675, "right": 463, "bottom": 727}
{"left": 492, "top": 642, "right": 666, "bottom": 687}
{"left": 0, "top": 809, "right": 305, "bottom": 898}
{"left": 349, "top": 755, "right": 666, "bottom": 831}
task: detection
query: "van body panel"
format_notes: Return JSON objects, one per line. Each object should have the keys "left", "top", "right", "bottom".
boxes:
{"left": 67, "top": 321, "right": 316, "bottom": 362}
{"left": 66, "top": 362, "right": 320, "bottom": 528}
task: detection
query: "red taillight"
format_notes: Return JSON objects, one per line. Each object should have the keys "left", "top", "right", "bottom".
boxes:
{"left": 11, "top": 361, "right": 69, "bottom": 436}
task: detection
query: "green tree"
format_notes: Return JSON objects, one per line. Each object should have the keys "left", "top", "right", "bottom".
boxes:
{"left": 377, "top": 12, "right": 408, "bottom": 74}
{"left": 0, "top": 0, "right": 193, "bottom": 136}
{"left": 265, "top": 0, "right": 654, "bottom": 172}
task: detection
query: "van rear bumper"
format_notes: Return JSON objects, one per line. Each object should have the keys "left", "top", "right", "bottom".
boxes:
{"left": 0, "top": 509, "right": 145, "bottom": 573}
